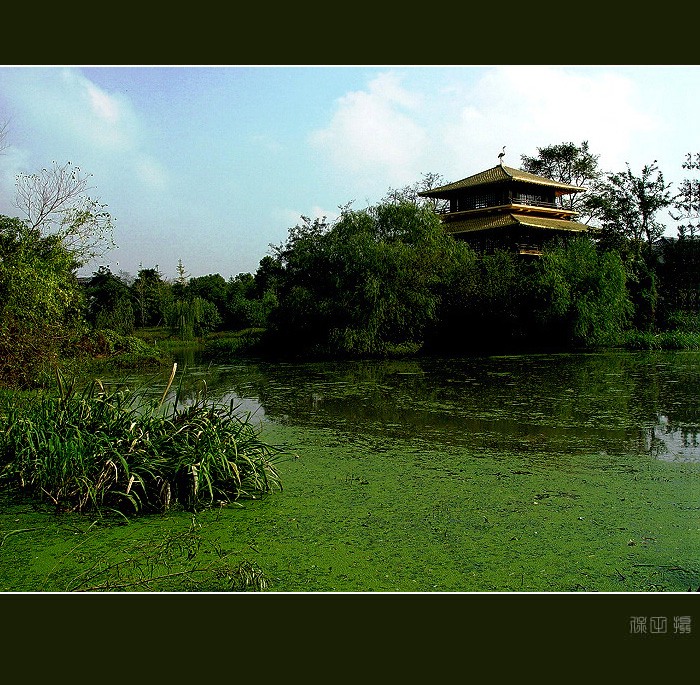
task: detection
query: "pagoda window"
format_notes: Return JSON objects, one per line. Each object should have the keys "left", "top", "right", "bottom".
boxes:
{"left": 457, "top": 192, "right": 502, "bottom": 211}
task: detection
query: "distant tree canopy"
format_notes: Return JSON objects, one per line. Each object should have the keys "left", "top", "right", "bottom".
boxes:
{"left": 520, "top": 141, "right": 602, "bottom": 221}
{"left": 380, "top": 171, "right": 449, "bottom": 212}
{"left": 3, "top": 140, "right": 698, "bottom": 389}
{"left": 132, "top": 267, "right": 172, "bottom": 328}
{"left": 0, "top": 136, "right": 117, "bottom": 386}
{"left": 267, "top": 202, "right": 461, "bottom": 356}
{"left": 84, "top": 266, "right": 135, "bottom": 335}
{"left": 671, "top": 152, "right": 700, "bottom": 239}
{"left": 589, "top": 161, "right": 673, "bottom": 258}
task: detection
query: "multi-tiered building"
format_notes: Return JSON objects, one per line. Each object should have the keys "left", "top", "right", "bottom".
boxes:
{"left": 419, "top": 157, "right": 593, "bottom": 255}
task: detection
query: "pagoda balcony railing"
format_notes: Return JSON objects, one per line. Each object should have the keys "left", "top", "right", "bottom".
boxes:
{"left": 438, "top": 198, "right": 568, "bottom": 214}
{"left": 516, "top": 243, "right": 544, "bottom": 256}
{"left": 510, "top": 197, "right": 558, "bottom": 209}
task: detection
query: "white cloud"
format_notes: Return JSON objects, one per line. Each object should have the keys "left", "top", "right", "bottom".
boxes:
{"left": 40, "top": 68, "right": 141, "bottom": 154}
{"left": 309, "top": 71, "right": 428, "bottom": 191}
{"left": 86, "top": 81, "right": 121, "bottom": 124}
{"left": 434, "top": 66, "right": 658, "bottom": 178}
{"left": 309, "top": 66, "right": 661, "bottom": 197}
{"left": 134, "top": 155, "right": 168, "bottom": 189}
{"left": 0, "top": 68, "right": 167, "bottom": 188}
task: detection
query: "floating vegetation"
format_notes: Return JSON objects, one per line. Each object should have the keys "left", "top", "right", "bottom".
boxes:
{"left": 48, "top": 516, "right": 270, "bottom": 592}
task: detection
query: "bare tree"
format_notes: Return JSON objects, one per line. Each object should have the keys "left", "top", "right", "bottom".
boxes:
{"left": 14, "top": 161, "right": 114, "bottom": 266}
{"left": 0, "top": 120, "right": 8, "bottom": 155}
{"left": 381, "top": 171, "right": 449, "bottom": 213}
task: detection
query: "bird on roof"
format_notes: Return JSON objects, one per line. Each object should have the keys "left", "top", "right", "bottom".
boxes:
{"left": 498, "top": 146, "right": 506, "bottom": 165}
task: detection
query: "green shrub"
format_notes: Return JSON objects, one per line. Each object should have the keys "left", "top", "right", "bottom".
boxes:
{"left": 73, "top": 329, "right": 167, "bottom": 368}
{"left": 662, "top": 310, "right": 700, "bottom": 333}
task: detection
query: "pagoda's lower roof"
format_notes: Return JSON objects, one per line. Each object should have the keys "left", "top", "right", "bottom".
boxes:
{"left": 442, "top": 213, "right": 594, "bottom": 236}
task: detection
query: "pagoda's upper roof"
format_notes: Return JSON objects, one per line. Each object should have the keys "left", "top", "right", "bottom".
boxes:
{"left": 419, "top": 164, "right": 587, "bottom": 199}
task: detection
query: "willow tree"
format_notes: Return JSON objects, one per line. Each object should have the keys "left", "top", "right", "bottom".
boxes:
{"left": 533, "top": 237, "right": 632, "bottom": 347}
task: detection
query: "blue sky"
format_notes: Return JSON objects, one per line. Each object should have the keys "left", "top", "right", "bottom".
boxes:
{"left": 1, "top": 65, "right": 699, "bottom": 280}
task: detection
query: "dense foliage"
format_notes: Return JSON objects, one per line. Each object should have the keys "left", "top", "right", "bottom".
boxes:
{"left": 0, "top": 216, "right": 84, "bottom": 386}
{"left": 256, "top": 202, "right": 634, "bottom": 356}
{"left": 520, "top": 141, "right": 602, "bottom": 222}
{"left": 265, "top": 204, "right": 457, "bottom": 356}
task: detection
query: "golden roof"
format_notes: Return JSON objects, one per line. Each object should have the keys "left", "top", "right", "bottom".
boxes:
{"left": 443, "top": 213, "right": 593, "bottom": 236}
{"left": 420, "top": 164, "right": 587, "bottom": 198}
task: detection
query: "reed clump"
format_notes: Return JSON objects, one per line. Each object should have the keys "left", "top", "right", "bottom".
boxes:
{"left": 0, "top": 365, "right": 283, "bottom": 516}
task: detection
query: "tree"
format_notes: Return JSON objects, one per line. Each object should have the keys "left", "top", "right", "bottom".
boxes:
{"left": 84, "top": 266, "right": 135, "bottom": 335}
{"left": 0, "top": 215, "right": 84, "bottom": 386}
{"left": 131, "top": 267, "right": 172, "bottom": 328}
{"left": 655, "top": 153, "right": 700, "bottom": 321}
{"left": 655, "top": 237, "right": 700, "bottom": 319}
{"left": 533, "top": 237, "right": 632, "bottom": 347}
{"left": 166, "top": 297, "right": 221, "bottom": 340}
{"left": 253, "top": 255, "right": 284, "bottom": 299}
{"left": 172, "top": 258, "right": 190, "bottom": 299}
{"left": 269, "top": 202, "right": 456, "bottom": 356}
{"left": 670, "top": 152, "right": 700, "bottom": 239}
{"left": 589, "top": 161, "right": 673, "bottom": 258}
{"left": 381, "top": 171, "right": 449, "bottom": 212}
{"left": 0, "top": 128, "right": 115, "bottom": 385}
{"left": 520, "top": 141, "right": 602, "bottom": 221}
{"left": 14, "top": 161, "right": 114, "bottom": 266}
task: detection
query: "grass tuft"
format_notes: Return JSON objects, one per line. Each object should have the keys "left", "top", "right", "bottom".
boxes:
{"left": 0, "top": 365, "right": 284, "bottom": 516}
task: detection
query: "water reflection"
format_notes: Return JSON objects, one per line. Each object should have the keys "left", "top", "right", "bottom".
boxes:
{"left": 157, "top": 350, "right": 700, "bottom": 460}
{"left": 647, "top": 416, "right": 700, "bottom": 462}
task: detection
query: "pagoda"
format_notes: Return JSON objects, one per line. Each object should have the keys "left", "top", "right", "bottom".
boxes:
{"left": 419, "top": 155, "right": 593, "bottom": 255}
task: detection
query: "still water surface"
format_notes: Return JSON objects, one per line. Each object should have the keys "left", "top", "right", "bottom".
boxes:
{"left": 163, "top": 350, "right": 700, "bottom": 462}
{"left": 110, "top": 350, "right": 700, "bottom": 591}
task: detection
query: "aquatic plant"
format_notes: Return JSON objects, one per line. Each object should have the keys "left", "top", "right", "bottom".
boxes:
{"left": 61, "top": 516, "right": 270, "bottom": 592}
{"left": 0, "top": 365, "right": 283, "bottom": 515}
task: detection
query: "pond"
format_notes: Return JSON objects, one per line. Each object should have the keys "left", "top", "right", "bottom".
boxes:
{"left": 167, "top": 350, "right": 700, "bottom": 463}
{"left": 3, "top": 350, "right": 699, "bottom": 592}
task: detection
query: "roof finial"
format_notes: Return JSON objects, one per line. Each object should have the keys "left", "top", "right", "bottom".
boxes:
{"left": 498, "top": 146, "right": 506, "bottom": 166}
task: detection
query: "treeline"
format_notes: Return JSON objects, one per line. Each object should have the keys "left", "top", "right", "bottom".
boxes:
{"left": 83, "top": 263, "right": 277, "bottom": 339}
{"left": 1, "top": 203, "right": 699, "bottom": 389}
{"left": 80, "top": 200, "right": 700, "bottom": 359}
{"left": 2, "top": 142, "right": 700, "bottom": 389}
{"left": 257, "top": 202, "right": 698, "bottom": 357}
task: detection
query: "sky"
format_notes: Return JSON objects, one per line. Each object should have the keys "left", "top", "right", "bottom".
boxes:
{"left": 1, "top": 64, "right": 699, "bottom": 281}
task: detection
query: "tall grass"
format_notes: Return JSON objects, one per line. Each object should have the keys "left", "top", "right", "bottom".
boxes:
{"left": 0, "top": 365, "right": 284, "bottom": 516}
{"left": 621, "top": 329, "right": 700, "bottom": 351}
